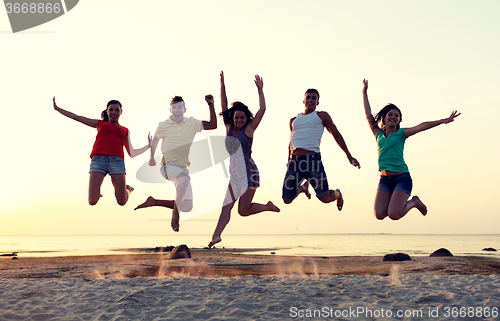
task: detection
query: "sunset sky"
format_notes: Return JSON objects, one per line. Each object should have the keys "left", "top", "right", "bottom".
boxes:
{"left": 1, "top": 0, "right": 499, "bottom": 236}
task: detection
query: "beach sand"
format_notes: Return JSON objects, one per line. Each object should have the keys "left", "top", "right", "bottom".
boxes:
{"left": 1, "top": 250, "right": 499, "bottom": 320}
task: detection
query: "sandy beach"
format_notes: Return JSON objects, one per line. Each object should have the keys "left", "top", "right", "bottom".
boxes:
{"left": 1, "top": 250, "right": 499, "bottom": 320}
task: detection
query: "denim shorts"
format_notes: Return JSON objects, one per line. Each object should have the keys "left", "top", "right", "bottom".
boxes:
{"left": 282, "top": 153, "right": 329, "bottom": 202}
{"left": 89, "top": 155, "right": 126, "bottom": 175}
{"left": 377, "top": 172, "right": 412, "bottom": 195}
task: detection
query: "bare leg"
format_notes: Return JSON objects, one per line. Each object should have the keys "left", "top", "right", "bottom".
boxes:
{"left": 373, "top": 189, "right": 391, "bottom": 220}
{"left": 174, "top": 173, "right": 191, "bottom": 212}
{"left": 387, "top": 191, "right": 427, "bottom": 220}
{"left": 411, "top": 196, "right": 428, "bottom": 216}
{"left": 133, "top": 197, "right": 180, "bottom": 232}
{"left": 110, "top": 174, "right": 130, "bottom": 206}
{"left": 209, "top": 184, "right": 237, "bottom": 248}
{"left": 283, "top": 180, "right": 311, "bottom": 204}
{"left": 209, "top": 184, "right": 281, "bottom": 248}
{"left": 238, "top": 188, "right": 281, "bottom": 216}
{"left": 208, "top": 192, "right": 236, "bottom": 248}
{"left": 298, "top": 181, "right": 312, "bottom": 199}
{"left": 171, "top": 205, "right": 180, "bottom": 232}
{"left": 318, "top": 189, "right": 344, "bottom": 211}
{"left": 88, "top": 172, "right": 106, "bottom": 206}
{"left": 134, "top": 196, "right": 175, "bottom": 210}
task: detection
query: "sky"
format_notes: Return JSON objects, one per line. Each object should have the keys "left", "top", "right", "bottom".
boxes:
{"left": 1, "top": 0, "right": 499, "bottom": 236}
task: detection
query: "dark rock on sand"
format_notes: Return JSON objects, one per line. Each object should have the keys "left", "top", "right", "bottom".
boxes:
{"left": 383, "top": 253, "right": 411, "bottom": 261}
{"left": 12, "top": 257, "right": 19, "bottom": 260}
{"left": 482, "top": 247, "right": 497, "bottom": 252}
{"left": 168, "top": 245, "right": 191, "bottom": 259}
{"left": 430, "top": 248, "right": 454, "bottom": 257}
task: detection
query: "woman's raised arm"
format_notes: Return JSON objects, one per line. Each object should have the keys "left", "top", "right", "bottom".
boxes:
{"left": 53, "top": 96, "right": 98, "bottom": 128}
{"left": 220, "top": 71, "right": 228, "bottom": 113}
{"left": 249, "top": 74, "right": 266, "bottom": 132}
{"left": 126, "top": 132, "right": 152, "bottom": 158}
{"left": 362, "top": 79, "right": 380, "bottom": 136}
{"left": 404, "top": 111, "right": 461, "bottom": 138}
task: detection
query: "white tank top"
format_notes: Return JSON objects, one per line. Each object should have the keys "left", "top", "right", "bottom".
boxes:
{"left": 290, "top": 110, "right": 324, "bottom": 153}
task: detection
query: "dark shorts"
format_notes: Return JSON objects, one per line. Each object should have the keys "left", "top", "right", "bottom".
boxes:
{"left": 377, "top": 172, "right": 412, "bottom": 195}
{"left": 282, "top": 153, "right": 329, "bottom": 202}
{"left": 89, "top": 155, "right": 126, "bottom": 175}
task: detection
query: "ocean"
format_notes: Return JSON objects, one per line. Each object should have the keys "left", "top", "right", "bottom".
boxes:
{"left": 1, "top": 234, "right": 499, "bottom": 259}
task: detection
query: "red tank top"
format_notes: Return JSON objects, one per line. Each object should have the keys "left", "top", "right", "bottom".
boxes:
{"left": 90, "top": 120, "right": 129, "bottom": 159}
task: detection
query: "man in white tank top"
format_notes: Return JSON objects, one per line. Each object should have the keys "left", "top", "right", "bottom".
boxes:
{"left": 282, "top": 89, "right": 360, "bottom": 210}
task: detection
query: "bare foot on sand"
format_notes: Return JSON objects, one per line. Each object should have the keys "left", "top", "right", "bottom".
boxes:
{"left": 267, "top": 201, "right": 281, "bottom": 212}
{"left": 298, "top": 181, "right": 311, "bottom": 199}
{"left": 413, "top": 196, "right": 427, "bottom": 216}
{"left": 134, "top": 196, "right": 156, "bottom": 210}
{"left": 335, "top": 189, "right": 343, "bottom": 211}
{"left": 171, "top": 208, "right": 180, "bottom": 232}
{"left": 208, "top": 236, "right": 222, "bottom": 248}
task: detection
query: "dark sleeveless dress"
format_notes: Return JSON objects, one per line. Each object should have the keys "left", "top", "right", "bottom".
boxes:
{"left": 225, "top": 126, "right": 260, "bottom": 188}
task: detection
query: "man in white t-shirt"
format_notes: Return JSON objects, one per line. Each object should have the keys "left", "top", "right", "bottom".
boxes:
{"left": 135, "top": 95, "right": 217, "bottom": 232}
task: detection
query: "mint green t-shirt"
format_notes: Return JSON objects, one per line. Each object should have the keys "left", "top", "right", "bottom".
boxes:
{"left": 376, "top": 128, "right": 409, "bottom": 173}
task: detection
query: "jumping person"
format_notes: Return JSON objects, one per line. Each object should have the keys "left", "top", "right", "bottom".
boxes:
{"left": 282, "top": 89, "right": 360, "bottom": 209}
{"left": 135, "top": 95, "right": 217, "bottom": 232}
{"left": 208, "top": 72, "right": 280, "bottom": 248}
{"left": 53, "top": 97, "right": 151, "bottom": 206}
{"left": 362, "top": 79, "right": 460, "bottom": 220}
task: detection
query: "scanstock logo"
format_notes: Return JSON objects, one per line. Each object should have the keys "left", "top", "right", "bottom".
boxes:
{"left": 4, "top": 0, "right": 79, "bottom": 33}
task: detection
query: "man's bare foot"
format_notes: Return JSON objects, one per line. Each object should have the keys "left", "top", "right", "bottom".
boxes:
{"left": 208, "top": 236, "right": 222, "bottom": 248}
{"left": 298, "top": 181, "right": 311, "bottom": 199}
{"left": 171, "top": 209, "right": 180, "bottom": 232}
{"left": 335, "top": 189, "right": 343, "bottom": 211}
{"left": 134, "top": 196, "right": 156, "bottom": 210}
{"left": 413, "top": 196, "right": 427, "bottom": 216}
{"left": 267, "top": 201, "right": 281, "bottom": 212}
{"left": 126, "top": 185, "right": 134, "bottom": 193}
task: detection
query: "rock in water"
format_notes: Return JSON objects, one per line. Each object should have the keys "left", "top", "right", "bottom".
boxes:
{"left": 383, "top": 253, "right": 411, "bottom": 261}
{"left": 482, "top": 247, "right": 497, "bottom": 252}
{"left": 430, "top": 248, "right": 454, "bottom": 257}
{"left": 168, "top": 245, "right": 191, "bottom": 259}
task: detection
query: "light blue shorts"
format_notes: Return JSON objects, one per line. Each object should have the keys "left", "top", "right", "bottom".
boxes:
{"left": 89, "top": 155, "right": 126, "bottom": 175}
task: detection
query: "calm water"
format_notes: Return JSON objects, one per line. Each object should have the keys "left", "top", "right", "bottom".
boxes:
{"left": 0, "top": 234, "right": 499, "bottom": 258}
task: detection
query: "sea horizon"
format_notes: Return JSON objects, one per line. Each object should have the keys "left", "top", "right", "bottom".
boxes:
{"left": 1, "top": 234, "right": 499, "bottom": 259}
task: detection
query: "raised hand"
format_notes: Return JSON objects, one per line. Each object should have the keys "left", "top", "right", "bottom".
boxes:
{"left": 147, "top": 132, "right": 153, "bottom": 147}
{"left": 254, "top": 74, "right": 263, "bottom": 89}
{"left": 53, "top": 96, "right": 59, "bottom": 109}
{"left": 362, "top": 79, "right": 368, "bottom": 94}
{"left": 220, "top": 70, "right": 225, "bottom": 85}
{"left": 443, "top": 110, "right": 461, "bottom": 124}
{"left": 205, "top": 94, "right": 214, "bottom": 103}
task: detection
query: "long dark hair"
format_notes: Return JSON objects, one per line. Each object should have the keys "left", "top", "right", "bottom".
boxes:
{"left": 101, "top": 100, "right": 122, "bottom": 121}
{"left": 220, "top": 101, "right": 254, "bottom": 127}
{"left": 374, "top": 103, "right": 403, "bottom": 130}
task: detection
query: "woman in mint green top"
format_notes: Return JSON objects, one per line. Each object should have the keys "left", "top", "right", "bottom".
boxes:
{"left": 362, "top": 79, "right": 460, "bottom": 220}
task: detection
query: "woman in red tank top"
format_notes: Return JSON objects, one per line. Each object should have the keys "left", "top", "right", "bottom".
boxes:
{"left": 53, "top": 97, "right": 151, "bottom": 206}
